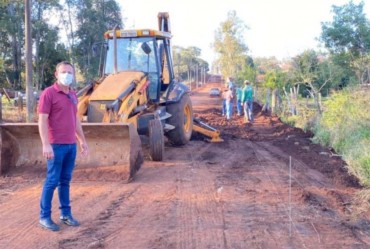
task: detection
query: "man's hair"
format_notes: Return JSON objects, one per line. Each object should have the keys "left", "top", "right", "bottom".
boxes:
{"left": 244, "top": 80, "right": 250, "bottom": 85}
{"left": 56, "top": 61, "right": 74, "bottom": 71}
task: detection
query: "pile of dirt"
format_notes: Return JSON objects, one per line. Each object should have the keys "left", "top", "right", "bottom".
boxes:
{"left": 192, "top": 103, "right": 361, "bottom": 189}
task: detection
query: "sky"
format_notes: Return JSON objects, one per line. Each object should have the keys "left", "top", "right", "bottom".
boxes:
{"left": 117, "top": 0, "right": 369, "bottom": 65}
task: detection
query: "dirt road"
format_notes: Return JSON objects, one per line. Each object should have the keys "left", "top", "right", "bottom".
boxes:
{"left": 1, "top": 83, "right": 370, "bottom": 249}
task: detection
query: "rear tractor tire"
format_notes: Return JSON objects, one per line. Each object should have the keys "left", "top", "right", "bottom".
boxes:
{"left": 149, "top": 118, "right": 164, "bottom": 161}
{"left": 166, "top": 93, "right": 193, "bottom": 146}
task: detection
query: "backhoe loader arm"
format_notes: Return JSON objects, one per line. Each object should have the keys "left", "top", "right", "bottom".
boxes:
{"left": 192, "top": 118, "right": 223, "bottom": 142}
{"left": 158, "top": 12, "right": 171, "bottom": 33}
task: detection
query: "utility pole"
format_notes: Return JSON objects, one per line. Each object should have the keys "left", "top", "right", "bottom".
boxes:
{"left": 200, "top": 66, "right": 202, "bottom": 87}
{"left": 177, "top": 53, "right": 180, "bottom": 80}
{"left": 188, "top": 65, "right": 191, "bottom": 91}
{"left": 196, "top": 65, "right": 198, "bottom": 88}
{"left": 25, "top": 0, "right": 34, "bottom": 122}
{"left": 204, "top": 67, "right": 206, "bottom": 84}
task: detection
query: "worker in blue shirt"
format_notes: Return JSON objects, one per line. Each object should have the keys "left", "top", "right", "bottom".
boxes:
{"left": 221, "top": 88, "right": 227, "bottom": 116}
{"left": 236, "top": 87, "right": 243, "bottom": 116}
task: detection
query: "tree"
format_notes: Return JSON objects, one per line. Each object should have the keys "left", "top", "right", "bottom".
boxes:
{"left": 172, "top": 46, "right": 182, "bottom": 79}
{"left": 320, "top": 0, "right": 370, "bottom": 84}
{"left": 329, "top": 53, "right": 358, "bottom": 88}
{"left": 0, "top": 0, "right": 126, "bottom": 92}
{"left": 172, "top": 46, "right": 209, "bottom": 84}
{"left": 0, "top": 0, "right": 66, "bottom": 91}
{"left": 258, "top": 69, "right": 287, "bottom": 115}
{"left": 238, "top": 64, "right": 256, "bottom": 86}
{"left": 290, "top": 50, "right": 334, "bottom": 114}
{"left": 73, "top": 0, "right": 122, "bottom": 80}
{"left": 25, "top": 0, "right": 33, "bottom": 121}
{"left": 212, "top": 10, "right": 249, "bottom": 79}
{"left": 32, "top": 0, "right": 61, "bottom": 90}
{"left": 0, "top": 1, "right": 24, "bottom": 89}
{"left": 254, "top": 56, "right": 280, "bottom": 75}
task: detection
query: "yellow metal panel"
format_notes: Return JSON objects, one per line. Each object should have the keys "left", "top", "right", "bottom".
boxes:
{"left": 104, "top": 29, "right": 172, "bottom": 39}
{"left": 0, "top": 123, "right": 144, "bottom": 182}
{"left": 89, "top": 71, "right": 145, "bottom": 101}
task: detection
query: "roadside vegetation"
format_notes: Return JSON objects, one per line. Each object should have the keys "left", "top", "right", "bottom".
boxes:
{"left": 191, "top": 15, "right": 369, "bottom": 191}
{"left": 260, "top": 86, "right": 370, "bottom": 187}
{"left": 1, "top": 94, "right": 27, "bottom": 122}
{"left": 313, "top": 89, "right": 370, "bottom": 186}
{"left": 209, "top": 2, "right": 370, "bottom": 187}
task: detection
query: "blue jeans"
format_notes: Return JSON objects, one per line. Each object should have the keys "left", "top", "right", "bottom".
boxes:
{"left": 244, "top": 100, "right": 254, "bottom": 122}
{"left": 222, "top": 99, "right": 226, "bottom": 116}
{"left": 226, "top": 101, "right": 233, "bottom": 120}
{"left": 236, "top": 100, "right": 242, "bottom": 115}
{"left": 40, "top": 144, "right": 77, "bottom": 219}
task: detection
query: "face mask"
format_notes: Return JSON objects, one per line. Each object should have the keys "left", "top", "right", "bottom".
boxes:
{"left": 59, "top": 73, "right": 74, "bottom": 86}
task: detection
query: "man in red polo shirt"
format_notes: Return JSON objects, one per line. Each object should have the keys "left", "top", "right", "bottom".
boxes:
{"left": 38, "top": 61, "right": 88, "bottom": 231}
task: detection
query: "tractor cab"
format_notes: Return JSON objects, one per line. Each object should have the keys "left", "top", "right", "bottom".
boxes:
{"left": 100, "top": 28, "right": 174, "bottom": 104}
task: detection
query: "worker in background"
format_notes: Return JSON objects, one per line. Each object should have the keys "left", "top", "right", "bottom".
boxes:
{"left": 236, "top": 87, "right": 243, "bottom": 116}
{"left": 221, "top": 88, "right": 227, "bottom": 116}
{"left": 223, "top": 85, "right": 234, "bottom": 120}
{"left": 225, "top": 76, "right": 237, "bottom": 115}
{"left": 226, "top": 76, "right": 235, "bottom": 90}
{"left": 241, "top": 80, "right": 254, "bottom": 123}
{"left": 38, "top": 61, "right": 89, "bottom": 231}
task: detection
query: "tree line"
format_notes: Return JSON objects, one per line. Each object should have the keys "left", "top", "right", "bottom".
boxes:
{"left": 0, "top": 0, "right": 122, "bottom": 91}
{"left": 211, "top": 1, "right": 370, "bottom": 115}
{"left": 0, "top": 0, "right": 210, "bottom": 93}
{"left": 1, "top": 0, "right": 369, "bottom": 109}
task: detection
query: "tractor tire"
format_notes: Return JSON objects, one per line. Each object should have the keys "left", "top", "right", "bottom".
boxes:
{"left": 166, "top": 93, "right": 193, "bottom": 146}
{"left": 149, "top": 118, "right": 164, "bottom": 161}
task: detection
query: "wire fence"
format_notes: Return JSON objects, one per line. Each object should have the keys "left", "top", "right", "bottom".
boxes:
{"left": 0, "top": 95, "right": 38, "bottom": 122}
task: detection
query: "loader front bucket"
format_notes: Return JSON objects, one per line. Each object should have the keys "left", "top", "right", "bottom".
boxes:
{"left": 0, "top": 123, "right": 143, "bottom": 183}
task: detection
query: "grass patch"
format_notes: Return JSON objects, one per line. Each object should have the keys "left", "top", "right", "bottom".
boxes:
{"left": 258, "top": 86, "right": 370, "bottom": 186}
{"left": 350, "top": 189, "right": 370, "bottom": 221}
{"left": 1, "top": 95, "right": 27, "bottom": 122}
{"left": 313, "top": 88, "right": 370, "bottom": 186}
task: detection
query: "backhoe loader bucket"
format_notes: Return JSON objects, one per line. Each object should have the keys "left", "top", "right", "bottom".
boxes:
{"left": 0, "top": 123, "right": 143, "bottom": 183}
{"left": 192, "top": 118, "right": 224, "bottom": 142}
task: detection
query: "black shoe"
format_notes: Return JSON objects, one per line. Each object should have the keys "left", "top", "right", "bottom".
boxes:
{"left": 39, "top": 218, "right": 60, "bottom": 231}
{"left": 60, "top": 215, "right": 80, "bottom": 226}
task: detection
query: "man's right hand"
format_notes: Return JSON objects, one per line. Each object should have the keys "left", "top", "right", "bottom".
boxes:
{"left": 43, "top": 144, "right": 54, "bottom": 160}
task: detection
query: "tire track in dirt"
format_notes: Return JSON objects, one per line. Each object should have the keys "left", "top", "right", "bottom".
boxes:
{"left": 58, "top": 184, "right": 140, "bottom": 248}
{"left": 216, "top": 140, "right": 261, "bottom": 249}
{"left": 0, "top": 185, "right": 43, "bottom": 249}
{"left": 174, "top": 142, "right": 226, "bottom": 249}
{"left": 248, "top": 141, "right": 314, "bottom": 248}
{"left": 101, "top": 162, "right": 182, "bottom": 249}
{"left": 255, "top": 141, "right": 333, "bottom": 188}
{"left": 209, "top": 139, "right": 287, "bottom": 249}
{"left": 254, "top": 141, "right": 356, "bottom": 214}
{"left": 249, "top": 141, "right": 367, "bottom": 249}
{"left": 58, "top": 157, "right": 192, "bottom": 248}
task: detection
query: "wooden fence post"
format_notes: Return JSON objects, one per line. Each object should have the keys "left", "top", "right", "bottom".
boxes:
{"left": 2, "top": 88, "right": 11, "bottom": 102}
{"left": 33, "top": 92, "right": 38, "bottom": 121}
{"left": 18, "top": 93, "right": 23, "bottom": 114}
{"left": 0, "top": 93, "right": 2, "bottom": 122}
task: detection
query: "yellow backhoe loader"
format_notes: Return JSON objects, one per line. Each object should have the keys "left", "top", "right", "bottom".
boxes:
{"left": 0, "top": 12, "right": 222, "bottom": 182}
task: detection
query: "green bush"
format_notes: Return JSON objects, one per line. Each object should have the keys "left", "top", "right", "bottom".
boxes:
{"left": 280, "top": 115, "right": 299, "bottom": 127}
{"left": 280, "top": 102, "right": 318, "bottom": 132}
{"left": 313, "top": 124, "right": 331, "bottom": 146}
{"left": 313, "top": 88, "right": 370, "bottom": 186}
